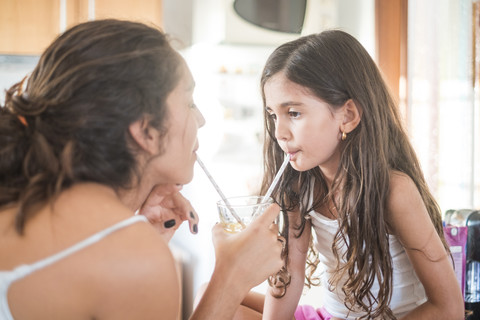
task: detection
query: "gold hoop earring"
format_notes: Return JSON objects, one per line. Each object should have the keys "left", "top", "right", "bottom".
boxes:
{"left": 341, "top": 131, "right": 347, "bottom": 141}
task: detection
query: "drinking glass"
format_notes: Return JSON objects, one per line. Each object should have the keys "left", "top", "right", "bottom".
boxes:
{"left": 217, "top": 195, "right": 273, "bottom": 233}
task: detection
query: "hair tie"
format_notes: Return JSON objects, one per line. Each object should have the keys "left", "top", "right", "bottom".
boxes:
{"left": 17, "top": 115, "right": 28, "bottom": 127}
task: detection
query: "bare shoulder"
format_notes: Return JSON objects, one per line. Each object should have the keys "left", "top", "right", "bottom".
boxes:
{"left": 86, "top": 219, "right": 181, "bottom": 319}
{"left": 386, "top": 171, "right": 431, "bottom": 237}
{"left": 387, "top": 171, "right": 423, "bottom": 213}
{"left": 388, "top": 170, "right": 418, "bottom": 199}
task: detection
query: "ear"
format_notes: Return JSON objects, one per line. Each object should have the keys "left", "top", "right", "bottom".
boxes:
{"left": 128, "top": 116, "right": 161, "bottom": 155}
{"left": 340, "top": 99, "right": 362, "bottom": 134}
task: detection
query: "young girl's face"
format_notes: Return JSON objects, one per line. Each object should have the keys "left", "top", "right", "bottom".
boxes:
{"left": 264, "top": 72, "right": 344, "bottom": 177}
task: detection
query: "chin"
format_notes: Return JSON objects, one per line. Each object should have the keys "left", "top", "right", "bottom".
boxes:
{"left": 165, "top": 166, "right": 194, "bottom": 186}
{"left": 290, "top": 162, "right": 312, "bottom": 173}
{"left": 181, "top": 169, "right": 195, "bottom": 184}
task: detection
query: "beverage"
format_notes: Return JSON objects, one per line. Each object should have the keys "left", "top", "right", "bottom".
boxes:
{"left": 222, "top": 222, "right": 248, "bottom": 233}
{"left": 217, "top": 196, "right": 273, "bottom": 233}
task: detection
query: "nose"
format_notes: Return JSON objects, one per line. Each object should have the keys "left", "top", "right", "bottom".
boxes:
{"left": 195, "top": 107, "right": 206, "bottom": 128}
{"left": 274, "top": 118, "right": 289, "bottom": 142}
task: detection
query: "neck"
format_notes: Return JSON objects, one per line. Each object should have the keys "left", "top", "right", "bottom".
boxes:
{"left": 318, "top": 167, "right": 335, "bottom": 188}
{"left": 116, "top": 180, "right": 154, "bottom": 212}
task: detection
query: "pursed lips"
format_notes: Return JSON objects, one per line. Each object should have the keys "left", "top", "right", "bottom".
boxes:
{"left": 285, "top": 149, "right": 298, "bottom": 160}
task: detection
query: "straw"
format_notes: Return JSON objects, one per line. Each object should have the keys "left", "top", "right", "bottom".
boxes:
{"left": 262, "top": 153, "right": 291, "bottom": 202}
{"left": 252, "top": 153, "right": 290, "bottom": 218}
{"left": 196, "top": 156, "right": 245, "bottom": 227}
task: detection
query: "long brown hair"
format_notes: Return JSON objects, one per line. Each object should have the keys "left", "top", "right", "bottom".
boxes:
{"left": 0, "top": 19, "right": 182, "bottom": 234}
{"left": 260, "top": 30, "right": 448, "bottom": 319}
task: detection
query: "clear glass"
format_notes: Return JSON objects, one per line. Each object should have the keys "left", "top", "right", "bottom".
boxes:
{"left": 217, "top": 195, "right": 273, "bottom": 233}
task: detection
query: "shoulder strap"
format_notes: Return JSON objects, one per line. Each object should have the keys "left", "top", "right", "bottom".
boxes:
{"left": 13, "top": 215, "right": 148, "bottom": 280}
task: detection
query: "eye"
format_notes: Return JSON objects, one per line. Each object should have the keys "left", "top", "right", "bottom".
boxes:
{"left": 267, "top": 113, "right": 277, "bottom": 121}
{"left": 289, "top": 111, "right": 301, "bottom": 118}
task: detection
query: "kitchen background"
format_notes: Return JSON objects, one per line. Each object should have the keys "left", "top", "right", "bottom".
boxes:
{"left": 1, "top": 0, "right": 479, "bottom": 318}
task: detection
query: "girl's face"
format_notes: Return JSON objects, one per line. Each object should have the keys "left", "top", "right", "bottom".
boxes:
{"left": 264, "top": 72, "right": 344, "bottom": 178}
{"left": 151, "top": 62, "right": 205, "bottom": 185}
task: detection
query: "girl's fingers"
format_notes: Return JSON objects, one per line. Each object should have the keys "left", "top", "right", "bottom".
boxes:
{"left": 139, "top": 184, "right": 199, "bottom": 237}
{"left": 188, "top": 209, "right": 199, "bottom": 234}
{"left": 170, "top": 192, "right": 199, "bottom": 234}
{"left": 142, "top": 184, "right": 182, "bottom": 208}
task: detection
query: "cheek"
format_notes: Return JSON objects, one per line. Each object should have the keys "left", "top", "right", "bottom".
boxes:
{"left": 297, "top": 120, "right": 335, "bottom": 146}
{"left": 318, "top": 127, "right": 340, "bottom": 151}
{"left": 155, "top": 153, "right": 195, "bottom": 184}
{"left": 185, "top": 125, "right": 197, "bottom": 148}
{"left": 181, "top": 114, "right": 198, "bottom": 145}
{"left": 300, "top": 123, "right": 339, "bottom": 156}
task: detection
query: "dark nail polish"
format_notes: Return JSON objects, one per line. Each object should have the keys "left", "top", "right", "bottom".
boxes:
{"left": 164, "top": 219, "right": 176, "bottom": 228}
{"left": 193, "top": 224, "right": 198, "bottom": 234}
{"left": 190, "top": 211, "right": 195, "bottom": 219}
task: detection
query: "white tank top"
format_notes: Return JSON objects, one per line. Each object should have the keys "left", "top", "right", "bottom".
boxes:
{"left": 308, "top": 210, "right": 427, "bottom": 319}
{"left": 0, "top": 215, "right": 148, "bottom": 320}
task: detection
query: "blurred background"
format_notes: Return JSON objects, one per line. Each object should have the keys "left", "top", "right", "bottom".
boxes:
{"left": 1, "top": 0, "right": 479, "bottom": 318}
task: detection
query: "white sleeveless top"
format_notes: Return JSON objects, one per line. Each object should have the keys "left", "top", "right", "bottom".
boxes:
{"left": 309, "top": 210, "right": 427, "bottom": 319}
{"left": 0, "top": 215, "right": 148, "bottom": 320}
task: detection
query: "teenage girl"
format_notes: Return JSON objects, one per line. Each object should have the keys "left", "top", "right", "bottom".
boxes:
{"left": 235, "top": 30, "right": 464, "bottom": 320}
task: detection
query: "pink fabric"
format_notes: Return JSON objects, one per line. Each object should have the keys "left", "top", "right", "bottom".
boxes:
{"left": 294, "top": 305, "right": 333, "bottom": 320}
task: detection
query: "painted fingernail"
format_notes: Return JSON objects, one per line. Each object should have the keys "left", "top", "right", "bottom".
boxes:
{"left": 164, "top": 219, "right": 176, "bottom": 228}
{"left": 190, "top": 211, "right": 195, "bottom": 219}
{"left": 193, "top": 224, "right": 198, "bottom": 234}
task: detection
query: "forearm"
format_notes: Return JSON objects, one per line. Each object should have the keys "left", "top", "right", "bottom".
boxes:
{"left": 263, "top": 268, "right": 305, "bottom": 320}
{"left": 264, "top": 221, "right": 310, "bottom": 319}
{"left": 398, "top": 300, "right": 464, "bottom": 320}
{"left": 190, "top": 265, "right": 248, "bottom": 320}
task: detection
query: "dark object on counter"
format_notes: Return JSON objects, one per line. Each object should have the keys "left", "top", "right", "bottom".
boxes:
{"left": 465, "top": 211, "right": 480, "bottom": 319}
{"left": 466, "top": 302, "right": 480, "bottom": 320}
{"left": 446, "top": 209, "right": 480, "bottom": 319}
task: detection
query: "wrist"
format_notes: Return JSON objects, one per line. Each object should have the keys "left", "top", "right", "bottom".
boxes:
{"left": 191, "top": 263, "right": 248, "bottom": 320}
{"left": 212, "top": 260, "right": 251, "bottom": 299}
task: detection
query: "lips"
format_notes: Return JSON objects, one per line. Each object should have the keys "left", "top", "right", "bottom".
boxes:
{"left": 286, "top": 150, "right": 298, "bottom": 160}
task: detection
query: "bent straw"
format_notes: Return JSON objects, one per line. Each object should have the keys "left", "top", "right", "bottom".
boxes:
{"left": 252, "top": 154, "right": 291, "bottom": 218}
{"left": 196, "top": 156, "right": 245, "bottom": 228}
{"left": 262, "top": 153, "right": 291, "bottom": 202}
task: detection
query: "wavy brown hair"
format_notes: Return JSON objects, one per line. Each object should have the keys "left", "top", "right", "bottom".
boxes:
{"left": 0, "top": 19, "right": 182, "bottom": 234}
{"left": 260, "top": 30, "right": 448, "bottom": 319}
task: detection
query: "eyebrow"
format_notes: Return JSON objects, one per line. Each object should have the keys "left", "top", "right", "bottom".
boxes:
{"left": 265, "top": 101, "right": 304, "bottom": 111}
